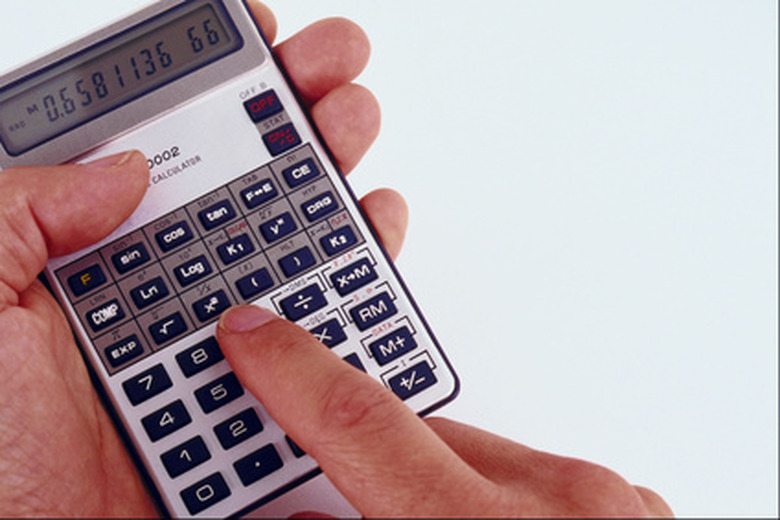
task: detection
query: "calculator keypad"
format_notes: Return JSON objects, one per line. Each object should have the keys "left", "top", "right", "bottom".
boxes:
{"left": 58, "top": 143, "right": 361, "bottom": 373}
{"left": 52, "top": 89, "right": 452, "bottom": 517}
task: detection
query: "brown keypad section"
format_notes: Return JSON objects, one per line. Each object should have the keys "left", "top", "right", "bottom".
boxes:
{"left": 57, "top": 144, "right": 364, "bottom": 374}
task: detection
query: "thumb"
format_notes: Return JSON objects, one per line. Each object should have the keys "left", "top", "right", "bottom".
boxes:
{"left": 217, "top": 305, "right": 487, "bottom": 517}
{"left": 0, "top": 151, "right": 148, "bottom": 305}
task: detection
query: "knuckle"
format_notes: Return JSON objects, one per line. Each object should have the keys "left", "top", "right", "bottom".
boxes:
{"left": 542, "top": 456, "right": 650, "bottom": 516}
{"left": 315, "top": 372, "right": 406, "bottom": 443}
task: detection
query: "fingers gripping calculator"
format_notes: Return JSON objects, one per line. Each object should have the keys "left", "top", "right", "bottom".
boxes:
{"left": 0, "top": 1, "right": 458, "bottom": 516}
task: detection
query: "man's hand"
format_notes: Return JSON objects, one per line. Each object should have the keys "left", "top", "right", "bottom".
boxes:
{"left": 218, "top": 306, "right": 674, "bottom": 517}
{"left": 0, "top": 2, "right": 397, "bottom": 515}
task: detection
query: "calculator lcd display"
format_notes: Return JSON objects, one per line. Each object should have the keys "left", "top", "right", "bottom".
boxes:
{"left": 0, "top": 1, "right": 242, "bottom": 156}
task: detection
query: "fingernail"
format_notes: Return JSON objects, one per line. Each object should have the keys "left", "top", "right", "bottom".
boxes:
{"left": 219, "top": 305, "right": 277, "bottom": 333}
{"left": 84, "top": 151, "right": 136, "bottom": 168}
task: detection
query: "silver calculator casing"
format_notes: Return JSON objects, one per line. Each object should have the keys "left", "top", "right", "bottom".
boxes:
{"left": 0, "top": 0, "right": 458, "bottom": 517}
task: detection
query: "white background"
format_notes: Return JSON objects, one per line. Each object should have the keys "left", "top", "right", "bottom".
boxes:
{"left": 1, "top": 1, "right": 777, "bottom": 517}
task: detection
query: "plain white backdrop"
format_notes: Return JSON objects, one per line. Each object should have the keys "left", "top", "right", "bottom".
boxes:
{"left": 1, "top": 1, "right": 777, "bottom": 517}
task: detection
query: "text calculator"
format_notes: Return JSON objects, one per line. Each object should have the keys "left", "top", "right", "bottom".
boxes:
{"left": 0, "top": 1, "right": 458, "bottom": 516}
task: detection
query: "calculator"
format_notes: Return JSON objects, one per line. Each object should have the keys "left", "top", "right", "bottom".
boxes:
{"left": 0, "top": 0, "right": 458, "bottom": 517}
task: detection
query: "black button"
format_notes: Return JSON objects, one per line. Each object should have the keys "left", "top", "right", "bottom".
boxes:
{"left": 343, "top": 353, "right": 366, "bottom": 372}
{"left": 161, "top": 436, "right": 211, "bottom": 478}
{"left": 85, "top": 298, "right": 125, "bottom": 333}
{"left": 111, "top": 243, "right": 151, "bottom": 274}
{"left": 142, "top": 399, "right": 192, "bottom": 442}
{"left": 68, "top": 264, "right": 107, "bottom": 297}
{"left": 154, "top": 221, "right": 193, "bottom": 252}
{"left": 149, "top": 312, "right": 188, "bottom": 346}
{"left": 368, "top": 327, "right": 418, "bottom": 366}
{"left": 349, "top": 293, "right": 397, "bottom": 331}
{"left": 329, "top": 258, "right": 378, "bottom": 296}
{"left": 180, "top": 472, "right": 231, "bottom": 515}
{"left": 263, "top": 123, "right": 301, "bottom": 156}
{"left": 129, "top": 276, "right": 169, "bottom": 309}
{"left": 122, "top": 364, "right": 172, "bottom": 405}
{"left": 320, "top": 226, "right": 358, "bottom": 257}
{"left": 388, "top": 362, "right": 438, "bottom": 401}
{"left": 309, "top": 319, "right": 347, "bottom": 348}
{"left": 216, "top": 234, "right": 255, "bottom": 265}
{"left": 176, "top": 337, "right": 224, "bottom": 378}
{"left": 235, "top": 268, "right": 274, "bottom": 299}
{"left": 285, "top": 436, "right": 307, "bottom": 458}
{"left": 214, "top": 408, "right": 263, "bottom": 450}
{"left": 192, "top": 289, "right": 231, "bottom": 323}
{"left": 173, "top": 255, "right": 213, "bottom": 287}
{"left": 301, "top": 191, "right": 338, "bottom": 222}
{"left": 104, "top": 335, "right": 145, "bottom": 368}
{"left": 240, "top": 178, "right": 278, "bottom": 210}
{"left": 195, "top": 372, "right": 244, "bottom": 414}
{"left": 259, "top": 212, "right": 297, "bottom": 243}
{"left": 197, "top": 200, "right": 236, "bottom": 230}
{"left": 233, "top": 444, "right": 284, "bottom": 487}
{"left": 282, "top": 158, "right": 320, "bottom": 189}
{"left": 244, "top": 89, "right": 283, "bottom": 122}
{"left": 278, "top": 247, "right": 316, "bottom": 277}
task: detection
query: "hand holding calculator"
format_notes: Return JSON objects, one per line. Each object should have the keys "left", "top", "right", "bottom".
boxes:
{"left": 0, "top": 1, "right": 457, "bottom": 517}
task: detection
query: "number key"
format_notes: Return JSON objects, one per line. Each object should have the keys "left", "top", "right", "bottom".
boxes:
{"left": 122, "top": 364, "right": 172, "bottom": 405}
{"left": 176, "top": 337, "right": 224, "bottom": 378}
{"left": 161, "top": 436, "right": 211, "bottom": 478}
{"left": 142, "top": 400, "right": 192, "bottom": 442}
{"left": 180, "top": 472, "right": 231, "bottom": 515}
{"left": 214, "top": 408, "right": 263, "bottom": 450}
{"left": 194, "top": 372, "right": 244, "bottom": 414}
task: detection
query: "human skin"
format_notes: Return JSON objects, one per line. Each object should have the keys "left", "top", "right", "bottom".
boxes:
{"left": 0, "top": 1, "right": 672, "bottom": 516}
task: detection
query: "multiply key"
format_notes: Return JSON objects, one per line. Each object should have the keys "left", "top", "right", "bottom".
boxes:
{"left": 259, "top": 212, "right": 296, "bottom": 243}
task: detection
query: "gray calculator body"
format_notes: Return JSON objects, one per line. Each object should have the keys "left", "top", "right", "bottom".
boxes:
{"left": 0, "top": 1, "right": 458, "bottom": 516}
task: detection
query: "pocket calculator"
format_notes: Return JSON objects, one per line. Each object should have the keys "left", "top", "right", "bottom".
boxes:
{"left": 0, "top": 1, "right": 458, "bottom": 516}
